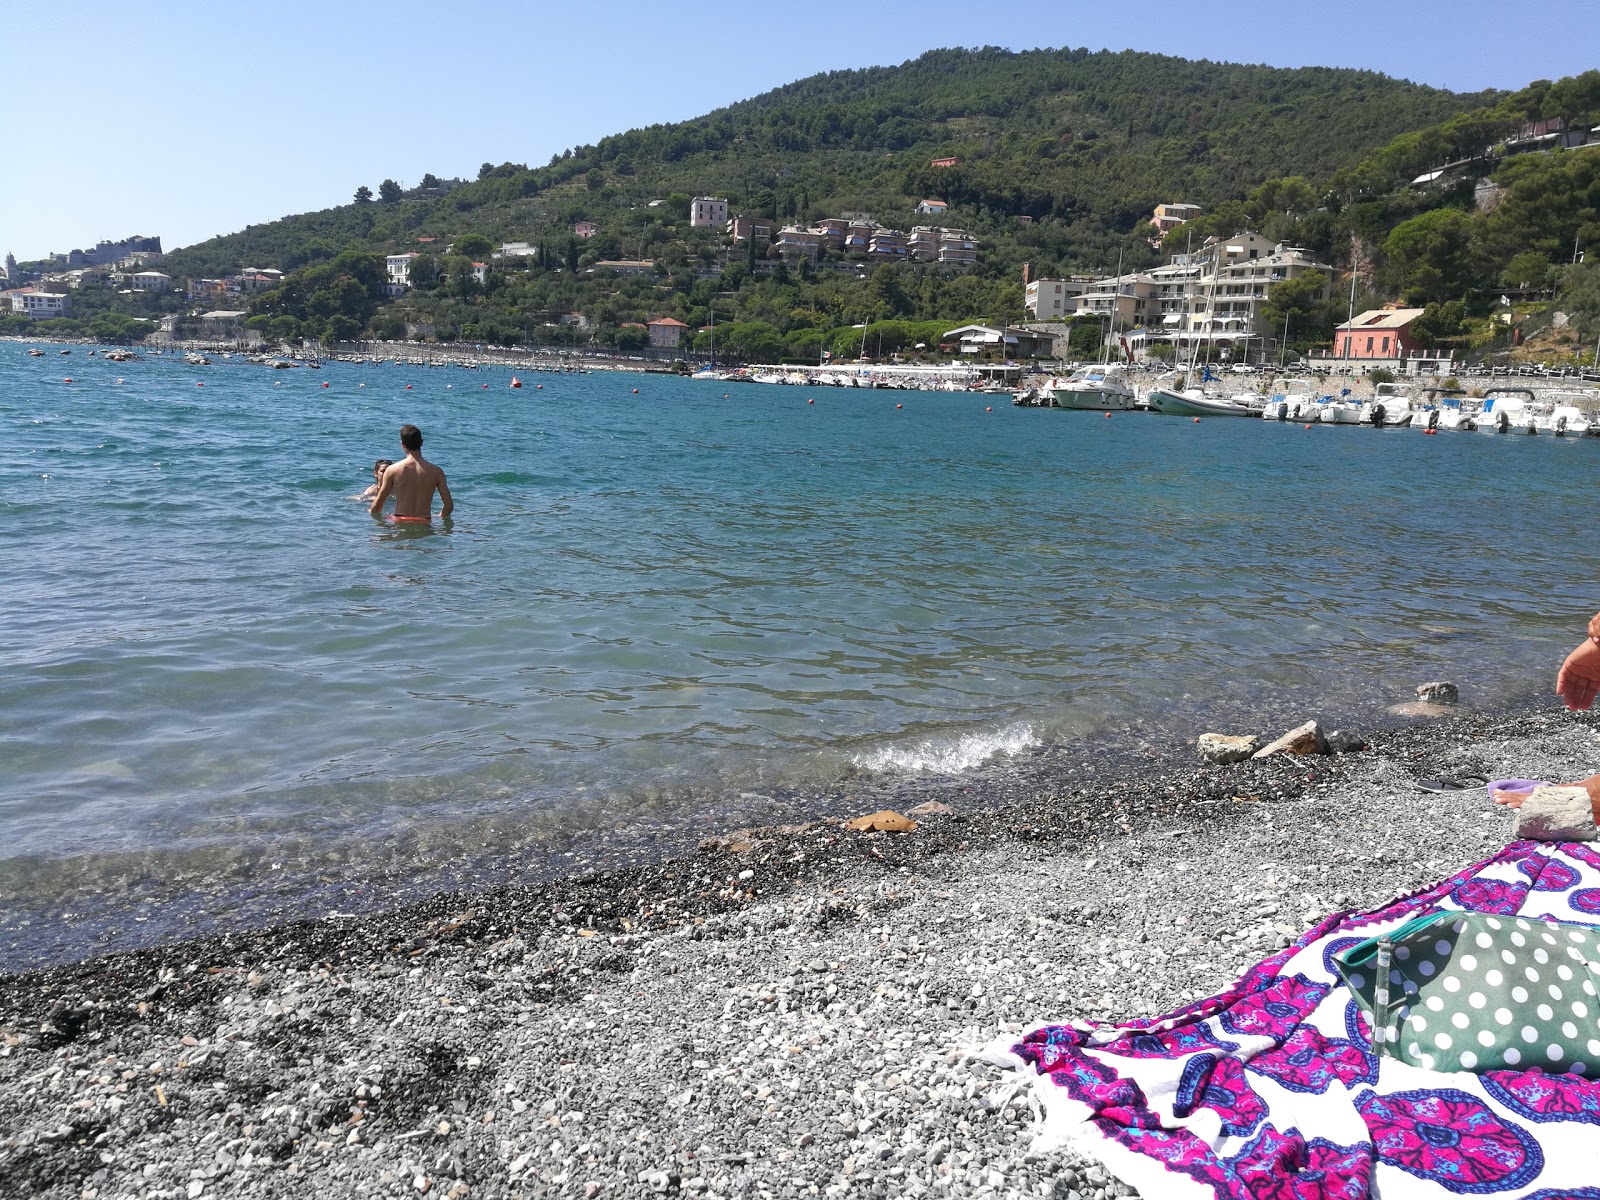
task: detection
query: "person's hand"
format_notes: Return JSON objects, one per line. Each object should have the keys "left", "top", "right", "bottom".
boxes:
{"left": 1588, "top": 611, "right": 1600, "bottom": 644}
{"left": 1557, "top": 638, "right": 1600, "bottom": 711}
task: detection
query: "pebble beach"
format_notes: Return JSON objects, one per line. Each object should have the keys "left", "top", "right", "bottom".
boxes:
{"left": 4, "top": 706, "right": 1598, "bottom": 1200}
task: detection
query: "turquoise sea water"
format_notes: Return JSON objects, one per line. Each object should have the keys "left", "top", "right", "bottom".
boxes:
{"left": 4, "top": 347, "right": 1599, "bottom": 962}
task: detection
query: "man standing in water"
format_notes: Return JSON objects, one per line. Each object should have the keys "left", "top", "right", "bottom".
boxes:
{"left": 370, "top": 424, "right": 453, "bottom": 521}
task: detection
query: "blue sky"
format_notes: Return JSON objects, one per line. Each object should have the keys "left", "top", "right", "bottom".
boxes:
{"left": 3, "top": 0, "right": 1595, "bottom": 260}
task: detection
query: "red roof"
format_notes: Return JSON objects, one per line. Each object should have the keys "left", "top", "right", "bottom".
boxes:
{"left": 647, "top": 317, "right": 689, "bottom": 327}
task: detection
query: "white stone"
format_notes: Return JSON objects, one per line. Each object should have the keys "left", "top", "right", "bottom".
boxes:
{"left": 1514, "top": 787, "right": 1597, "bottom": 842}
{"left": 1196, "top": 733, "right": 1261, "bottom": 764}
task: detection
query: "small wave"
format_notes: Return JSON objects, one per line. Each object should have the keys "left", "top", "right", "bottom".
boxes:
{"left": 850, "top": 724, "right": 1040, "bottom": 775}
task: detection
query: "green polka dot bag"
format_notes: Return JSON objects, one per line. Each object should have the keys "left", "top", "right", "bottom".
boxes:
{"left": 1334, "top": 910, "right": 1600, "bottom": 1074}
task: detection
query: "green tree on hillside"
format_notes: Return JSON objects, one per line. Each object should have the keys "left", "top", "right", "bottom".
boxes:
{"left": 1409, "top": 300, "right": 1469, "bottom": 349}
{"left": 453, "top": 234, "right": 495, "bottom": 259}
{"left": 354, "top": 185, "right": 373, "bottom": 204}
{"left": 1382, "top": 208, "right": 1484, "bottom": 304}
{"left": 379, "top": 179, "right": 402, "bottom": 204}
{"left": 1262, "top": 273, "right": 1337, "bottom": 345}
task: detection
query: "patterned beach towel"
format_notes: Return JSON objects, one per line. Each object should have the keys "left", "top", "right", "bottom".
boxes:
{"left": 986, "top": 841, "right": 1600, "bottom": 1199}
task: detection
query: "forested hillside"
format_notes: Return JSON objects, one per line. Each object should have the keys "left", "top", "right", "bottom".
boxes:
{"left": 39, "top": 47, "right": 1600, "bottom": 360}
{"left": 161, "top": 47, "right": 1492, "bottom": 283}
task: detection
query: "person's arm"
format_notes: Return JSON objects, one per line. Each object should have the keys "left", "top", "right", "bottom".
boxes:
{"left": 368, "top": 469, "right": 395, "bottom": 518}
{"left": 436, "top": 470, "right": 453, "bottom": 518}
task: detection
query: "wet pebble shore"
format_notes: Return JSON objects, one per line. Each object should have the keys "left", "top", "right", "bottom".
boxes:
{"left": 3, "top": 708, "right": 1598, "bottom": 1200}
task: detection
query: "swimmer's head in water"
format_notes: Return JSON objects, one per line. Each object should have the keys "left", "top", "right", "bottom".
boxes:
{"left": 399, "top": 424, "right": 423, "bottom": 454}
{"left": 372, "top": 458, "right": 393, "bottom": 478}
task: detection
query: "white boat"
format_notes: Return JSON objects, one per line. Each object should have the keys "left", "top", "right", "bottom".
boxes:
{"left": 1538, "top": 404, "right": 1593, "bottom": 437}
{"left": 1049, "top": 364, "right": 1137, "bottom": 410}
{"left": 1316, "top": 397, "right": 1364, "bottom": 424}
{"left": 1473, "top": 388, "right": 1539, "bottom": 435}
{"left": 1261, "top": 393, "right": 1317, "bottom": 421}
{"left": 1359, "top": 382, "right": 1415, "bottom": 427}
{"left": 1148, "top": 387, "right": 1263, "bottom": 417}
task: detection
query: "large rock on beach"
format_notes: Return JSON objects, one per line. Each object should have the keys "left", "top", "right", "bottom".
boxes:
{"left": 1513, "top": 786, "right": 1598, "bottom": 841}
{"left": 1251, "top": 720, "right": 1327, "bottom": 759}
{"left": 1325, "top": 729, "right": 1367, "bottom": 753}
{"left": 1415, "top": 681, "right": 1459, "bottom": 704}
{"left": 843, "top": 809, "right": 918, "bottom": 833}
{"left": 1196, "top": 733, "right": 1262, "bottom": 764}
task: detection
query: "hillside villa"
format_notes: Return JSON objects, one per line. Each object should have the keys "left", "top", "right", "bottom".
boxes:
{"left": 646, "top": 317, "right": 689, "bottom": 348}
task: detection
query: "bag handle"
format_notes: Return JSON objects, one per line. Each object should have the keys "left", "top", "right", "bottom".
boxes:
{"left": 1372, "top": 938, "right": 1397, "bottom": 1057}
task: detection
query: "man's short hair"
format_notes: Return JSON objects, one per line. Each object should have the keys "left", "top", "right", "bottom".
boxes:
{"left": 399, "top": 424, "right": 423, "bottom": 453}
{"left": 373, "top": 458, "right": 393, "bottom": 472}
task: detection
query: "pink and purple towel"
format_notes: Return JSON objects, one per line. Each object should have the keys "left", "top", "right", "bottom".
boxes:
{"left": 988, "top": 841, "right": 1600, "bottom": 1198}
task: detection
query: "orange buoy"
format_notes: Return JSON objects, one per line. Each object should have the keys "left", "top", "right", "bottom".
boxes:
{"left": 322, "top": 381, "right": 330, "bottom": 388}
{"left": 895, "top": 403, "right": 903, "bottom": 409}
{"left": 536, "top": 384, "right": 543, "bottom": 390}
{"left": 196, "top": 382, "right": 203, "bottom": 387}
{"left": 482, "top": 383, "right": 488, "bottom": 388}
{"left": 64, "top": 377, "right": 73, "bottom": 383}
{"left": 1303, "top": 423, "right": 1311, "bottom": 429}
{"left": 808, "top": 398, "right": 814, "bottom": 404}
{"left": 1192, "top": 417, "right": 1200, "bottom": 423}
{"left": 1103, "top": 411, "right": 1111, "bottom": 418}
{"left": 510, "top": 376, "right": 522, "bottom": 388}
{"left": 406, "top": 384, "right": 412, "bottom": 389}
{"left": 632, "top": 388, "right": 639, "bottom": 394}
{"left": 985, "top": 406, "right": 992, "bottom": 412}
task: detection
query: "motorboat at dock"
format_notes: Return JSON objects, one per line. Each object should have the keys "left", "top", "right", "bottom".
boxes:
{"left": 1048, "top": 364, "right": 1137, "bottom": 410}
{"left": 1473, "top": 387, "right": 1539, "bottom": 435}
{"left": 1534, "top": 390, "right": 1599, "bottom": 437}
{"left": 1147, "top": 386, "right": 1264, "bottom": 417}
{"left": 1358, "top": 382, "right": 1416, "bottom": 427}
{"left": 1260, "top": 393, "right": 1318, "bottom": 421}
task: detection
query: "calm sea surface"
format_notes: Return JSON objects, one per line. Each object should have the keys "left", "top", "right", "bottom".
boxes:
{"left": 4, "top": 347, "right": 1598, "bottom": 963}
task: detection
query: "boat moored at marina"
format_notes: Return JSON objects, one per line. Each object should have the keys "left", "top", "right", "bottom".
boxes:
{"left": 1358, "top": 382, "right": 1416, "bottom": 427}
{"left": 1473, "top": 388, "right": 1539, "bottom": 434}
{"left": 1148, "top": 387, "right": 1264, "bottom": 417}
{"left": 1260, "top": 393, "right": 1317, "bottom": 421}
{"left": 1048, "top": 364, "right": 1137, "bottom": 410}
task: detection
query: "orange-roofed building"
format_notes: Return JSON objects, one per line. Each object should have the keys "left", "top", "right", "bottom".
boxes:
{"left": 646, "top": 317, "right": 689, "bottom": 349}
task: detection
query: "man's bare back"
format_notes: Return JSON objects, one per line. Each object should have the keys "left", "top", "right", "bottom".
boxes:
{"left": 370, "top": 424, "right": 453, "bottom": 520}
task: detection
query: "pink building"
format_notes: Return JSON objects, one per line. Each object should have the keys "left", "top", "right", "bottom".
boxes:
{"left": 1333, "top": 308, "right": 1425, "bottom": 359}
{"left": 646, "top": 317, "right": 688, "bottom": 348}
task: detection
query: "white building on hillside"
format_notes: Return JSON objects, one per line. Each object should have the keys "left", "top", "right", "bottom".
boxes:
{"left": 1024, "top": 277, "right": 1095, "bottom": 320}
{"left": 691, "top": 197, "right": 729, "bottom": 228}
{"left": 1074, "top": 231, "right": 1332, "bottom": 360}
{"left": 9, "top": 289, "right": 71, "bottom": 318}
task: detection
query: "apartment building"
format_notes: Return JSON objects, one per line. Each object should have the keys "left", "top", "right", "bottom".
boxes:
{"left": 811, "top": 219, "right": 848, "bottom": 251}
{"left": 1024, "top": 276, "right": 1095, "bottom": 320}
{"left": 774, "top": 226, "right": 822, "bottom": 261}
{"left": 8, "top": 289, "right": 71, "bottom": 318}
{"left": 937, "top": 230, "right": 978, "bottom": 266}
{"left": 867, "top": 229, "right": 908, "bottom": 262}
{"left": 727, "top": 215, "right": 774, "bottom": 244}
{"left": 1075, "top": 231, "right": 1331, "bottom": 357}
{"left": 908, "top": 227, "right": 942, "bottom": 260}
{"left": 1149, "top": 203, "right": 1202, "bottom": 239}
{"left": 691, "top": 197, "right": 730, "bottom": 228}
